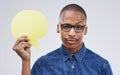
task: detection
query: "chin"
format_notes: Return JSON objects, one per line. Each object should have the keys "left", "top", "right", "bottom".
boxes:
{"left": 64, "top": 44, "right": 77, "bottom": 50}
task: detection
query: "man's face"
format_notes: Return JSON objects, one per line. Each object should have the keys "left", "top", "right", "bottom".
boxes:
{"left": 57, "top": 10, "right": 87, "bottom": 51}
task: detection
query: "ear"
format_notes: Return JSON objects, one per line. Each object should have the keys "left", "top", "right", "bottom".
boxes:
{"left": 84, "top": 26, "right": 88, "bottom": 35}
{"left": 57, "top": 24, "right": 60, "bottom": 33}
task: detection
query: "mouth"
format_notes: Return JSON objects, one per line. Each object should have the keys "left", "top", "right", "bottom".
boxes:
{"left": 66, "top": 38, "right": 77, "bottom": 44}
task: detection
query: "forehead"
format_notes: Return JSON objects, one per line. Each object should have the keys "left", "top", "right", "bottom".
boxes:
{"left": 59, "top": 10, "right": 86, "bottom": 24}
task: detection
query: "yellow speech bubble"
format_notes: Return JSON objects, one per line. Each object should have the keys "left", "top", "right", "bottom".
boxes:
{"left": 11, "top": 10, "right": 48, "bottom": 49}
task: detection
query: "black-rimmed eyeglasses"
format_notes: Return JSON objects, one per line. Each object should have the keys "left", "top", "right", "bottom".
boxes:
{"left": 60, "top": 24, "right": 86, "bottom": 33}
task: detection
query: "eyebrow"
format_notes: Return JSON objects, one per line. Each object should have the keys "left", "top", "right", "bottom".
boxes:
{"left": 75, "top": 21, "right": 82, "bottom": 25}
{"left": 59, "top": 21, "right": 84, "bottom": 26}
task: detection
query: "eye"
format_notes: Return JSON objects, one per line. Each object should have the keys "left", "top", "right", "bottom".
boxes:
{"left": 61, "top": 24, "right": 71, "bottom": 29}
{"left": 75, "top": 25, "right": 83, "bottom": 30}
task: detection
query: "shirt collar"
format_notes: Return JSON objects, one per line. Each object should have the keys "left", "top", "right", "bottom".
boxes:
{"left": 60, "top": 43, "right": 87, "bottom": 62}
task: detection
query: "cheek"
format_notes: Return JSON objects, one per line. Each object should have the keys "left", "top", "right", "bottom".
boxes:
{"left": 77, "top": 34, "right": 84, "bottom": 42}
{"left": 60, "top": 32, "right": 68, "bottom": 42}
{"left": 61, "top": 32, "right": 66, "bottom": 39}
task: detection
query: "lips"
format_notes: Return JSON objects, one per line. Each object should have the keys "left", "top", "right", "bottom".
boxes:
{"left": 66, "top": 38, "right": 77, "bottom": 44}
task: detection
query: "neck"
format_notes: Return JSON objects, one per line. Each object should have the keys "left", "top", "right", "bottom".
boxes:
{"left": 64, "top": 43, "right": 83, "bottom": 54}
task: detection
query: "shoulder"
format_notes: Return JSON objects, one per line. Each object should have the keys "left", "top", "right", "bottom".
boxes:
{"left": 83, "top": 48, "right": 109, "bottom": 68}
{"left": 81, "top": 48, "right": 113, "bottom": 74}
{"left": 34, "top": 48, "right": 61, "bottom": 64}
{"left": 85, "top": 48, "right": 108, "bottom": 62}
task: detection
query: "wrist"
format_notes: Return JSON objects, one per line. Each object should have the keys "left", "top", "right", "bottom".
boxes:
{"left": 22, "top": 60, "right": 30, "bottom": 63}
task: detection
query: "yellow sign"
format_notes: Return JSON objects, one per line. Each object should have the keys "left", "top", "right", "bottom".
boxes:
{"left": 11, "top": 10, "right": 48, "bottom": 49}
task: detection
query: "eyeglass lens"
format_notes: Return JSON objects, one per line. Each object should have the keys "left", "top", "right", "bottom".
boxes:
{"left": 60, "top": 24, "right": 86, "bottom": 33}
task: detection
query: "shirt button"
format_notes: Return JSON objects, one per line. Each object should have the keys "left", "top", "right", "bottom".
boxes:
{"left": 72, "top": 65, "right": 74, "bottom": 69}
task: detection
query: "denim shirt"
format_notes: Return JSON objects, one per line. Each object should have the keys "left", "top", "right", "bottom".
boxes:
{"left": 31, "top": 44, "right": 113, "bottom": 75}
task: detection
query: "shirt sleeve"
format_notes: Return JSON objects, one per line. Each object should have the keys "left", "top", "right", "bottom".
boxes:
{"left": 31, "top": 58, "right": 42, "bottom": 75}
{"left": 101, "top": 61, "right": 113, "bottom": 75}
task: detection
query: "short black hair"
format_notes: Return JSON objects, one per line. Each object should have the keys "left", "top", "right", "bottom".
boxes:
{"left": 60, "top": 4, "right": 87, "bottom": 20}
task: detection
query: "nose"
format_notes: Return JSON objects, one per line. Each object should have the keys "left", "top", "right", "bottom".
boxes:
{"left": 68, "top": 28, "right": 76, "bottom": 36}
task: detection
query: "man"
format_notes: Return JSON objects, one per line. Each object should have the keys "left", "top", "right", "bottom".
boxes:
{"left": 13, "top": 4, "right": 113, "bottom": 75}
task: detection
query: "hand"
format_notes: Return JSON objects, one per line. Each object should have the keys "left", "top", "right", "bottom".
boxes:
{"left": 13, "top": 36, "right": 31, "bottom": 61}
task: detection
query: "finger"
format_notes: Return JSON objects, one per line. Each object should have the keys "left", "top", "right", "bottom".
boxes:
{"left": 13, "top": 41, "right": 27, "bottom": 50}
{"left": 24, "top": 42, "right": 31, "bottom": 50}
{"left": 13, "top": 41, "right": 26, "bottom": 51}
{"left": 25, "top": 47, "right": 31, "bottom": 54}
{"left": 16, "top": 36, "right": 29, "bottom": 44}
{"left": 13, "top": 36, "right": 29, "bottom": 48}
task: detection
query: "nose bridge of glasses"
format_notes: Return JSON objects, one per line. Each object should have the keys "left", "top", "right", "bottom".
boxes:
{"left": 69, "top": 27, "right": 76, "bottom": 34}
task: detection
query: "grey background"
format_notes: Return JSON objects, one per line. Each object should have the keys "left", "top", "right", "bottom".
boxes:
{"left": 0, "top": 0, "right": 120, "bottom": 75}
